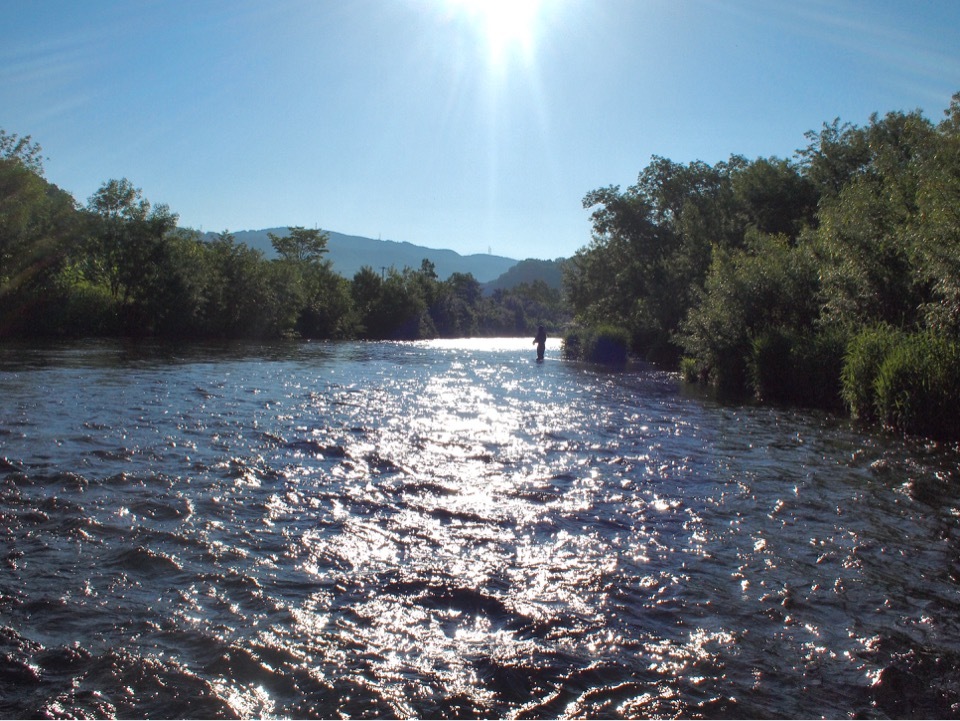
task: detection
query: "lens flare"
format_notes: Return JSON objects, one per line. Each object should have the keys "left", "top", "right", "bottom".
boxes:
{"left": 445, "top": 0, "right": 545, "bottom": 66}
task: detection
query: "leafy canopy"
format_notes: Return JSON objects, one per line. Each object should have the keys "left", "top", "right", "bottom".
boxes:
{"left": 268, "top": 226, "right": 330, "bottom": 264}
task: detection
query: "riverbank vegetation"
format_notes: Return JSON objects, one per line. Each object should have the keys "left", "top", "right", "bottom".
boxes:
{"left": 0, "top": 132, "right": 568, "bottom": 342}
{"left": 561, "top": 325, "right": 630, "bottom": 364}
{"left": 4, "top": 92, "right": 960, "bottom": 439}
{"left": 565, "top": 93, "right": 960, "bottom": 439}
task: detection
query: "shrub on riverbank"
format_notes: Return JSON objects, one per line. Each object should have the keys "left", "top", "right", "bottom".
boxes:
{"left": 749, "top": 328, "right": 845, "bottom": 410}
{"left": 562, "top": 325, "right": 629, "bottom": 364}
{"left": 840, "top": 327, "right": 960, "bottom": 439}
{"left": 840, "top": 325, "right": 904, "bottom": 422}
{"left": 873, "top": 332, "right": 960, "bottom": 440}
{"left": 683, "top": 324, "right": 960, "bottom": 440}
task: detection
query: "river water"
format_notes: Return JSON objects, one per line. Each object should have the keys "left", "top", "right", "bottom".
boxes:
{"left": 1, "top": 338, "right": 959, "bottom": 719}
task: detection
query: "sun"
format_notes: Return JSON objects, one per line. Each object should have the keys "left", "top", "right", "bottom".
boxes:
{"left": 445, "top": 0, "right": 545, "bottom": 66}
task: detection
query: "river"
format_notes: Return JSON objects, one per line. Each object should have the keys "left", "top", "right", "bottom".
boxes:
{"left": 1, "top": 338, "right": 958, "bottom": 718}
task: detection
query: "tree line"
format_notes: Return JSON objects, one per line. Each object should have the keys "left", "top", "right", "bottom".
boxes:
{"left": 0, "top": 132, "right": 566, "bottom": 342}
{"left": 6, "top": 88, "right": 960, "bottom": 439}
{"left": 564, "top": 93, "right": 960, "bottom": 439}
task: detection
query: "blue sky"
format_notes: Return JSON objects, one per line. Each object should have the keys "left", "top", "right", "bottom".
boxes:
{"left": 3, "top": 0, "right": 959, "bottom": 260}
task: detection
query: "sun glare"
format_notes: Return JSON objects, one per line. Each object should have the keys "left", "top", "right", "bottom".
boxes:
{"left": 446, "top": 0, "right": 545, "bottom": 66}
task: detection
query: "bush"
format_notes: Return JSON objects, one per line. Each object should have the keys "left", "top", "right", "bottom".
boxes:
{"left": 795, "top": 329, "right": 847, "bottom": 411}
{"left": 749, "top": 328, "right": 846, "bottom": 410}
{"left": 62, "top": 281, "right": 121, "bottom": 336}
{"left": 21, "top": 280, "right": 121, "bottom": 337}
{"left": 874, "top": 332, "right": 960, "bottom": 440}
{"left": 749, "top": 329, "right": 793, "bottom": 402}
{"left": 680, "top": 357, "right": 701, "bottom": 383}
{"left": 841, "top": 325, "right": 903, "bottom": 421}
{"left": 563, "top": 325, "right": 630, "bottom": 364}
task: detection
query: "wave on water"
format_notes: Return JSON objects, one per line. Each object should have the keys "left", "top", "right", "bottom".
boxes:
{"left": 1, "top": 339, "right": 960, "bottom": 718}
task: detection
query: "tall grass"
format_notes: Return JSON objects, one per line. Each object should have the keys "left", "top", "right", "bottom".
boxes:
{"left": 840, "top": 325, "right": 903, "bottom": 422}
{"left": 873, "top": 332, "right": 960, "bottom": 440}
{"left": 841, "top": 327, "right": 960, "bottom": 439}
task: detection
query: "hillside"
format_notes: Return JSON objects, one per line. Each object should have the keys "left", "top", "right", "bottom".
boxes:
{"left": 206, "top": 229, "right": 519, "bottom": 284}
{"left": 483, "top": 258, "right": 566, "bottom": 293}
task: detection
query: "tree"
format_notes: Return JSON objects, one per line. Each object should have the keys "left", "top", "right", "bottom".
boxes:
{"left": 678, "top": 231, "right": 820, "bottom": 391}
{"left": 571, "top": 157, "right": 746, "bottom": 360}
{"left": 0, "top": 130, "right": 45, "bottom": 175}
{"left": 296, "top": 263, "right": 357, "bottom": 339}
{"left": 0, "top": 151, "right": 80, "bottom": 336}
{"left": 915, "top": 93, "right": 960, "bottom": 335}
{"left": 350, "top": 266, "right": 428, "bottom": 339}
{"left": 202, "top": 231, "right": 282, "bottom": 337}
{"left": 814, "top": 110, "right": 937, "bottom": 330}
{"left": 147, "top": 228, "right": 208, "bottom": 337}
{"left": 796, "top": 118, "right": 871, "bottom": 198}
{"left": 0, "top": 160, "right": 68, "bottom": 290}
{"left": 429, "top": 272, "right": 480, "bottom": 337}
{"left": 85, "top": 178, "right": 179, "bottom": 333}
{"left": 569, "top": 185, "right": 662, "bottom": 331}
{"left": 268, "top": 226, "right": 329, "bottom": 264}
{"left": 731, "top": 156, "right": 818, "bottom": 239}
{"left": 419, "top": 258, "right": 437, "bottom": 280}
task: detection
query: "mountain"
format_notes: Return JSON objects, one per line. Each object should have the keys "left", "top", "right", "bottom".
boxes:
{"left": 204, "top": 228, "right": 519, "bottom": 284}
{"left": 482, "top": 258, "right": 566, "bottom": 293}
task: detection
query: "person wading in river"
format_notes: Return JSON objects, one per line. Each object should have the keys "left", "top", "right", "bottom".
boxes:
{"left": 533, "top": 325, "right": 547, "bottom": 361}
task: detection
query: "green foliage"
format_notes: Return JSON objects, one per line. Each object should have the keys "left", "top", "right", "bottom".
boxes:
{"left": 0, "top": 156, "right": 80, "bottom": 335}
{"left": 566, "top": 93, "right": 960, "bottom": 437}
{"left": 796, "top": 118, "right": 871, "bottom": 198}
{"left": 679, "top": 357, "right": 701, "bottom": 384}
{"left": 749, "top": 328, "right": 845, "bottom": 411}
{"left": 0, "top": 130, "right": 45, "bottom": 175}
{"left": 55, "top": 278, "right": 121, "bottom": 336}
{"left": 841, "top": 325, "right": 904, "bottom": 421}
{"left": 0, "top": 130, "right": 570, "bottom": 343}
{"left": 912, "top": 96, "right": 960, "bottom": 336}
{"left": 731, "top": 156, "right": 818, "bottom": 239}
{"left": 749, "top": 330, "right": 793, "bottom": 402}
{"left": 843, "top": 327, "right": 960, "bottom": 440}
{"left": 429, "top": 272, "right": 480, "bottom": 337}
{"left": 268, "top": 226, "right": 329, "bottom": 264}
{"left": 814, "top": 110, "right": 938, "bottom": 330}
{"left": 351, "top": 266, "right": 426, "bottom": 340}
{"left": 562, "top": 325, "right": 630, "bottom": 364}
{"left": 569, "top": 155, "right": 815, "bottom": 361}
{"left": 677, "top": 231, "right": 820, "bottom": 394}
{"left": 873, "top": 332, "right": 960, "bottom": 440}
{"left": 85, "top": 178, "right": 181, "bottom": 333}
{"left": 297, "top": 268, "right": 357, "bottom": 339}
{"left": 201, "top": 231, "right": 277, "bottom": 337}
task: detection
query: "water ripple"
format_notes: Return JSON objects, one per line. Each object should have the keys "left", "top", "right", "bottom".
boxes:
{"left": 1, "top": 338, "right": 959, "bottom": 717}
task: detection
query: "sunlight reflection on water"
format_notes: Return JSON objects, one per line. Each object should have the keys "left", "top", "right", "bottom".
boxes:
{"left": 1, "top": 338, "right": 960, "bottom": 718}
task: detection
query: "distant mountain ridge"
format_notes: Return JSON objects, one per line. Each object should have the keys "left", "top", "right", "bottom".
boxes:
{"left": 483, "top": 258, "right": 566, "bottom": 293}
{"left": 205, "top": 228, "right": 520, "bottom": 284}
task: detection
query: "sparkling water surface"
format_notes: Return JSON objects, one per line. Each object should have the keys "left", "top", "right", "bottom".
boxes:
{"left": 1, "top": 338, "right": 959, "bottom": 718}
